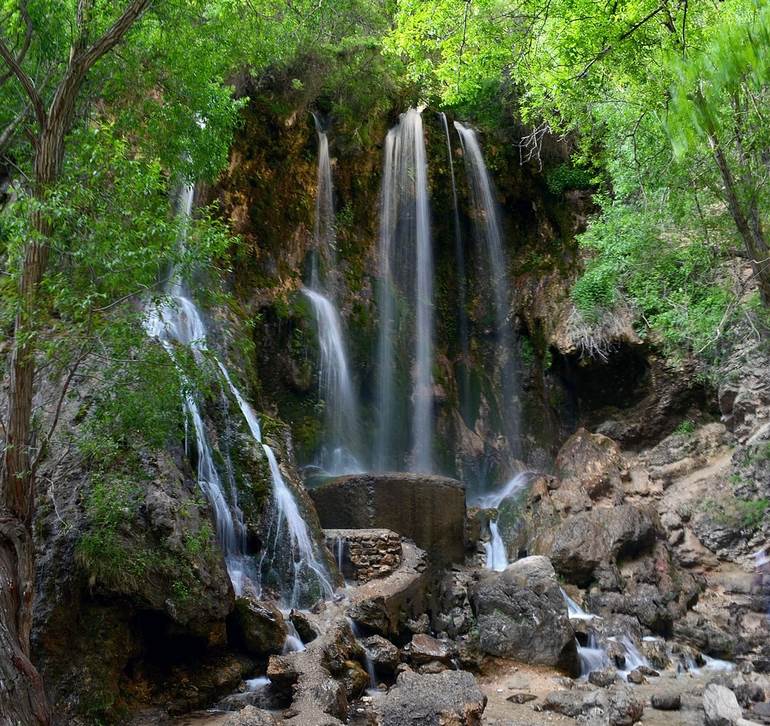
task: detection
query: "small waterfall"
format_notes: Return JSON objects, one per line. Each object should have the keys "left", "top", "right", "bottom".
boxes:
{"left": 484, "top": 520, "right": 508, "bottom": 571}
{"left": 348, "top": 618, "right": 377, "bottom": 692}
{"left": 283, "top": 621, "right": 306, "bottom": 654}
{"left": 578, "top": 633, "right": 610, "bottom": 677}
{"left": 147, "top": 185, "right": 333, "bottom": 607}
{"left": 560, "top": 588, "right": 598, "bottom": 620}
{"left": 311, "top": 114, "right": 336, "bottom": 289}
{"left": 440, "top": 113, "right": 471, "bottom": 423}
{"left": 473, "top": 471, "right": 532, "bottom": 509}
{"left": 375, "top": 108, "right": 434, "bottom": 472}
{"left": 301, "top": 288, "right": 363, "bottom": 475}
{"left": 454, "top": 122, "right": 521, "bottom": 457}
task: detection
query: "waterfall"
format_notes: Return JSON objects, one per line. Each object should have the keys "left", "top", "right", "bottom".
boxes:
{"left": 577, "top": 633, "right": 610, "bottom": 677}
{"left": 473, "top": 471, "right": 532, "bottom": 509}
{"left": 560, "top": 588, "right": 598, "bottom": 620}
{"left": 376, "top": 108, "right": 435, "bottom": 473}
{"left": 305, "top": 118, "right": 364, "bottom": 475}
{"left": 454, "top": 122, "right": 521, "bottom": 457}
{"left": 311, "top": 114, "right": 336, "bottom": 290}
{"left": 484, "top": 520, "right": 508, "bottom": 571}
{"left": 302, "top": 288, "right": 363, "bottom": 475}
{"left": 440, "top": 113, "right": 471, "bottom": 423}
{"left": 147, "top": 184, "right": 333, "bottom": 607}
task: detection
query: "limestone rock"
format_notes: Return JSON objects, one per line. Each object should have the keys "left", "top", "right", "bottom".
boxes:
{"left": 470, "top": 556, "right": 579, "bottom": 673}
{"left": 589, "top": 667, "right": 618, "bottom": 687}
{"left": 376, "top": 670, "right": 486, "bottom": 726}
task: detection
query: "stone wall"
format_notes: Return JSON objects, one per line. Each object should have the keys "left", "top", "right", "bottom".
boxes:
{"left": 310, "top": 473, "right": 467, "bottom": 566}
{"left": 325, "top": 528, "right": 402, "bottom": 583}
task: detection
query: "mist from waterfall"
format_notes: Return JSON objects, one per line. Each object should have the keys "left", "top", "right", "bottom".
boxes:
{"left": 146, "top": 185, "right": 332, "bottom": 607}
{"left": 454, "top": 122, "right": 521, "bottom": 457}
{"left": 376, "top": 108, "right": 434, "bottom": 473}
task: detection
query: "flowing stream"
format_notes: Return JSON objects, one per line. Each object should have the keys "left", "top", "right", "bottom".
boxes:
{"left": 376, "top": 108, "right": 434, "bottom": 472}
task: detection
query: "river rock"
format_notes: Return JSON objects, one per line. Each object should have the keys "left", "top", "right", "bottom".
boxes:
{"left": 589, "top": 667, "right": 618, "bottom": 687}
{"left": 651, "top": 692, "right": 681, "bottom": 710}
{"left": 607, "top": 686, "right": 644, "bottom": 725}
{"left": 703, "top": 684, "right": 743, "bottom": 726}
{"left": 376, "top": 670, "right": 486, "bottom": 726}
{"left": 231, "top": 597, "right": 287, "bottom": 656}
{"left": 470, "top": 556, "right": 579, "bottom": 673}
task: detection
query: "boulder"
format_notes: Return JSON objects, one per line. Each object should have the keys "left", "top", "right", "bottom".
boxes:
{"left": 470, "top": 556, "right": 579, "bottom": 673}
{"left": 376, "top": 670, "right": 486, "bottom": 726}
{"left": 231, "top": 597, "right": 287, "bottom": 656}
{"left": 537, "top": 504, "right": 658, "bottom": 586}
{"left": 556, "top": 428, "right": 624, "bottom": 500}
{"left": 607, "top": 687, "right": 645, "bottom": 725}
{"left": 310, "top": 473, "right": 466, "bottom": 565}
{"left": 363, "top": 635, "right": 400, "bottom": 675}
{"left": 703, "top": 684, "right": 744, "bottom": 726}
{"left": 406, "top": 634, "right": 452, "bottom": 667}
{"left": 589, "top": 667, "right": 618, "bottom": 687}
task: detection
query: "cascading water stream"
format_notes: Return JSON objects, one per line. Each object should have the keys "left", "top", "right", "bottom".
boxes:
{"left": 301, "top": 288, "right": 363, "bottom": 475}
{"left": 454, "top": 122, "right": 521, "bottom": 457}
{"left": 147, "top": 185, "right": 333, "bottom": 607}
{"left": 473, "top": 471, "right": 532, "bottom": 509}
{"left": 376, "top": 108, "right": 434, "bottom": 472}
{"left": 484, "top": 520, "right": 508, "bottom": 571}
{"left": 440, "top": 112, "right": 471, "bottom": 422}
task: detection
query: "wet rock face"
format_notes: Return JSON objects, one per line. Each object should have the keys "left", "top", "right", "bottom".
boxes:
{"left": 310, "top": 473, "right": 467, "bottom": 566}
{"left": 376, "top": 670, "right": 486, "bottom": 726}
{"left": 470, "top": 556, "right": 579, "bottom": 673}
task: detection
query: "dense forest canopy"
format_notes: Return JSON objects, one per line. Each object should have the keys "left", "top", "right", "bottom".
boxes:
{"left": 2, "top": 0, "right": 770, "bottom": 721}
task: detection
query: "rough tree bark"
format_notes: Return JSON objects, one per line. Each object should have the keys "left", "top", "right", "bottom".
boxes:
{"left": 0, "top": 2, "right": 153, "bottom": 722}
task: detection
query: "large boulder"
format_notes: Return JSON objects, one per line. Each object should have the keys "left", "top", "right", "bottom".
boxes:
{"left": 310, "top": 473, "right": 466, "bottom": 565}
{"left": 470, "top": 556, "right": 579, "bottom": 673}
{"left": 556, "top": 428, "right": 624, "bottom": 500}
{"left": 230, "top": 597, "right": 287, "bottom": 656}
{"left": 376, "top": 670, "right": 486, "bottom": 726}
{"left": 703, "top": 684, "right": 744, "bottom": 726}
{"left": 535, "top": 504, "right": 658, "bottom": 586}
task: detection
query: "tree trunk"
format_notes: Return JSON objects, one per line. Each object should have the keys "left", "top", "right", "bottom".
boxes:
{"left": 0, "top": 130, "right": 63, "bottom": 726}
{"left": 710, "top": 136, "right": 770, "bottom": 304}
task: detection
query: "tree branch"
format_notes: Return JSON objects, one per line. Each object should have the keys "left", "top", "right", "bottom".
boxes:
{"left": 0, "top": 0, "right": 33, "bottom": 87}
{"left": 0, "top": 34, "right": 45, "bottom": 129}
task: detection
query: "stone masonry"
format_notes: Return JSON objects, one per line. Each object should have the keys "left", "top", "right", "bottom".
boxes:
{"left": 325, "top": 528, "right": 402, "bottom": 584}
